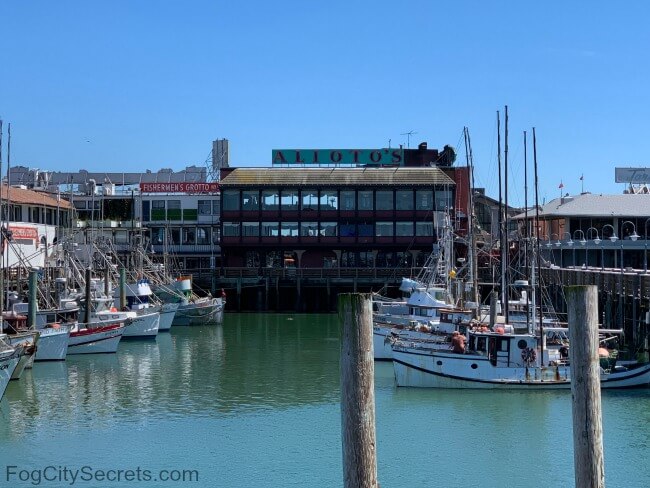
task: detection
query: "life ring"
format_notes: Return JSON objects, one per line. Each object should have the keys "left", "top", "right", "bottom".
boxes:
{"left": 521, "top": 347, "right": 537, "bottom": 364}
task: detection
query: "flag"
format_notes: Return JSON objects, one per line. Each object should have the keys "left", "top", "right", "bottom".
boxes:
{"left": 558, "top": 181, "right": 564, "bottom": 189}
{"left": 579, "top": 174, "right": 584, "bottom": 181}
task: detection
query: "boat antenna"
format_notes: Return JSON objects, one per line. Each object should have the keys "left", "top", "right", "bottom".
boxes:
{"left": 503, "top": 105, "right": 510, "bottom": 323}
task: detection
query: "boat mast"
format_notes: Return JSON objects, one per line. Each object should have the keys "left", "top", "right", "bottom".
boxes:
{"left": 0, "top": 119, "right": 3, "bottom": 315}
{"left": 497, "top": 111, "right": 506, "bottom": 319}
{"left": 533, "top": 127, "right": 544, "bottom": 364}
{"left": 464, "top": 127, "right": 479, "bottom": 317}
{"left": 524, "top": 131, "right": 531, "bottom": 330}
{"left": 503, "top": 105, "right": 509, "bottom": 323}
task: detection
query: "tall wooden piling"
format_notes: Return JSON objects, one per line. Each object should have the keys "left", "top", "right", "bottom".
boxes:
{"left": 119, "top": 267, "right": 127, "bottom": 310}
{"left": 566, "top": 285, "right": 605, "bottom": 488}
{"left": 338, "top": 293, "right": 378, "bottom": 488}
{"left": 27, "top": 269, "right": 38, "bottom": 328}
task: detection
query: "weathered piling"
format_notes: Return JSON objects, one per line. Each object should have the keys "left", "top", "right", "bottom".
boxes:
{"left": 566, "top": 285, "right": 605, "bottom": 488}
{"left": 84, "top": 268, "right": 92, "bottom": 324}
{"left": 27, "top": 268, "right": 38, "bottom": 328}
{"left": 338, "top": 293, "right": 378, "bottom": 488}
{"left": 119, "top": 267, "right": 127, "bottom": 310}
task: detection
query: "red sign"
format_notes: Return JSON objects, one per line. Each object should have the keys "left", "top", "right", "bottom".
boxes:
{"left": 9, "top": 226, "right": 39, "bottom": 240}
{"left": 139, "top": 182, "right": 220, "bottom": 193}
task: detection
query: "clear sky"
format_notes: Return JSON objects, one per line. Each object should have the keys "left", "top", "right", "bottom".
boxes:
{"left": 1, "top": 1, "right": 649, "bottom": 206}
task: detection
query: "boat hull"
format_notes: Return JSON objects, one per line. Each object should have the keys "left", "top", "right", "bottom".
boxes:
{"left": 123, "top": 312, "right": 160, "bottom": 338}
{"left": 35, "top": 326, "right": 71, "bottom": 361}
{"left": 392, "top": 347, "right": 650, "bottom": 389}
{"left": 67, "top": 324, "right": 124, "bottom": 354}
{"left": 372, "top": 326, "right": 394, "bottom": 361}
{"left": 172, "top": 298, "right": 221, "bottom": 326}
{"left": 6, "top": 333, "right": 39, "bottom": 380}
{"left": 157, "top": 303, "right": 178, "bottom": 332}
{"left": 0, "top": 353, "right": 20, "bottom": 400}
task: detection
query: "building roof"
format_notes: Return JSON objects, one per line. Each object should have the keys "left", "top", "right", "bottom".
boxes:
{"left": 514, "top": 193, "right": 650, "bottom": 219}
{"left": 1, "top": 184, "right": 73, "bottom": 210}
{"left": 220, "top": 167, "right": 456, "bottom": 187}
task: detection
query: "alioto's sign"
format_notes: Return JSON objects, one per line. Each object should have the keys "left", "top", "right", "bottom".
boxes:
{"left": 272, "top": 148, "right": 403, "bottom": 166}
{"left": 139, "top": 182, "right": 220, "bottom": 193}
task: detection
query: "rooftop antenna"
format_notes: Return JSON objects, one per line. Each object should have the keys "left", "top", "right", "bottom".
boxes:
{"left": 400, "top": 130, "right": 417, "bottom": 149}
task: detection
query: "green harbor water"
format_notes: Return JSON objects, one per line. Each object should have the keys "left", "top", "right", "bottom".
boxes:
{"left": 1, "top": 313, "right": 649, "bottom": 487}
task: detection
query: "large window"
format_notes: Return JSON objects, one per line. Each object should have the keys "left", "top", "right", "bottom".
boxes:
{"left": 281, "top": 190, "right": 299, "bottom": 210}
{"left": 261, "top": 222, "right": 279, "bottom": 237}
{"left": 416, "top": 221, "right": 434, "bottom": 236}
{"left": 340, "top": 191, "right": 356, "bottom": 211}
{"left": 301, "top": 190, "right": 318, "bottom": 211}
{"left": 167, "top": 200, "right": 181, "bottom": 220}
{"left": 358, "top": 191, "right": 373, "bottom": 211}
{"left": 222, "top": 190, "right": 240, "bottom": 211}
{"left": 262, "top": 190, "right": 279, "bottom": 210}
{"left": 320, "top": 190, "right": 338, "bottom": 210}
{"left": 435, "top": 189, "right": 452, "bottom": 211}
{"left": 242, "top": 222, "right": 259, "bottom": 237}
{"left": 416, "top": 190, "right": 434, "bottom": 210}
{"left": 320, "top": 222, "right": 338, "bottom": 236}
{"left": 396, "top": 190, "right": 413, "bottom": 210}
{"left": 376, "top": 191, "right": 393, "bottom": 210}
{"left": 170, "top": 227, "right": 181, "bottom": 244}
{"left": 222, "top": 222, "right": 240, "bottom": 237}
{"left": 151, "top": 200, "right": 166, "bottom": 220}
{"left": 142, "top": 201, "right": 150, "bottom": 221}
{"left": 150, "top": 227, "right": 165, "bottom": 245}
{"left": 196, "top": 226, "right": 211, "bottom": 244}
{"left": 358, "top": 222, "right": 373, "bottom": 237}
{"left": 340, "top": 222, "right": 356, "bottom": 237}
{"left": 376, "top": 222, "right": 393, "bottom": 236}
{"left": 242, "top": 191, "right": 259, "bottom": 210}
{"left": 198, "top": 200, "right": 212, "bottom": 215}
{"left": 182, "top": 228, "right": 196, "bottom": 245}
{"left": 300, "top": 222, "right": 319, "bottom": 237}
{"left": 396, "top": 222, "right": 414, "bottom": 236}
{"left": 359, "top": 251, "right": 374, "bottom": 268}
{"left": 281, "top": 222, "right": 299, "bottom": 237}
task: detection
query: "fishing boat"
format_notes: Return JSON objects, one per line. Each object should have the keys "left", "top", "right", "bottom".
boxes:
{"left": 162, "top": 277, "right": 222, "bottom": 326}
{"left": 114, "top": 279, "right": 160, "bottom": 338}
{"left": 392, "top": 324, "right": 650, "bottom": 389}
{"left": 0, "top": 338, "right": 20, "bottom": 401}
{"left": 5, "top": 303, "right": 71, "bottom": 361}
{"left": 1, "top": 331, "right": 38, "bottom": 380}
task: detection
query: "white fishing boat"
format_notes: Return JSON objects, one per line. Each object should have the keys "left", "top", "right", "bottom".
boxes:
{"left": 392, "top": 325, "right": 650, "bottom": 389}
{"left": 0, "top": 339, "right": 20, "bottom": 402}
{"left": 67, "top": 322, "right": 125, "bottom": 354}
{"left": 152, "top": 302, "right": 178, "bottom": 332}
{"left": 34, "top": 326, "right": 71, "bottom": 361}
{"left": 373, "top": 285, "right": 455, "bottom": 361}
{"left": 4, "top": 304, "right": 72, "bottom": 361}
{"left": 115, "top": 279, "right": 160, "bottom": 338}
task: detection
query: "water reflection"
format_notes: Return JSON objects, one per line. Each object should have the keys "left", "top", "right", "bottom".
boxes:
{"left": 1, "top": 313, "right": 342, "bottom": 432}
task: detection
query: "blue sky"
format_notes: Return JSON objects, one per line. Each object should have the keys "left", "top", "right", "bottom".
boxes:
{"left": 1, "top": 1, "right": 649, "bottom": 206}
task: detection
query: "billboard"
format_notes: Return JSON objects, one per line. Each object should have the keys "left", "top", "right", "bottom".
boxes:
{"left": 139, "top": 182, "right": 220, "bottom": 193}
{"left": 615, "top": 167, "right": 650, "bottom": 184}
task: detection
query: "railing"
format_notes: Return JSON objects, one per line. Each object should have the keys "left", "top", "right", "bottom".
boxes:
{"left": 215, "top": 267, "right": 418, "bottom": 280}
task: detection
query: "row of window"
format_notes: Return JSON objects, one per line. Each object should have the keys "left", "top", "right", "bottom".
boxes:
{"left": 142, "top": 200, "right": 220, "bottom": 222}
{"left": 149, "top": 226, "right": 221, "bottom": 246}
{"left": 222, "top": 221, "right": 436, "bottom": 237}
{"left": 222, "top": 189, "right": 452, "bottom": 212}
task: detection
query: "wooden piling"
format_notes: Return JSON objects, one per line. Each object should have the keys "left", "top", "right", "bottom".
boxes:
{"left": 119, "top": 267, "right": 127, "bottom": 310}
{"left": 27, "top": 269, "right": 38, "bottom": 328}
{"left": 566, "top": 285, "right": 605, "bottom": 488}
{"left": 338, "top": 293, "right": 378, "bottom": 488}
